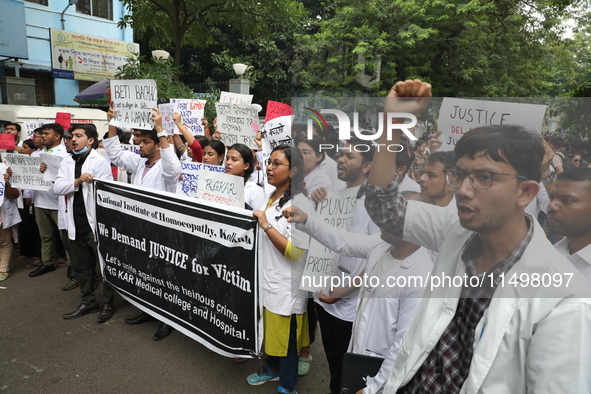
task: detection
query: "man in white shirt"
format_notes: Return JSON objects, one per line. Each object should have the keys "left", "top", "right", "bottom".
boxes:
{"left": 28, "top": 123, "right": 69, "bottom": 277}
{"left": 548, "top": 168, "right": 591, "bottom": 281}
{"left": 4, "top": 122, "right": 23, "bottom": 152}
{"left": 104, "top": 107, "right": 180, "bottom": 340}
{"left": 418, "top": 151, "right": 455, "bottom": 208}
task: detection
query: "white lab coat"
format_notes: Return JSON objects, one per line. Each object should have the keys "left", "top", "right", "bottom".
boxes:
{"left": 299, "top": 216, "right": 432, "bottom": 394}
{"left": 0, "top": 163, "right": 21, "bottom": 229}
{"left": 103, "top": 136, "right": 180, "bottom": 193}
{"left": 383, "top": 200, "right": 591, "bottom": 394}
{"left": 244, "top": 180, "right": 266, "bottom": 211}
{"left": 53, "top": 149, "right": 113, "bottom": 240}
{"left": 555, "top": 238, "right": 591, "bottom": 282}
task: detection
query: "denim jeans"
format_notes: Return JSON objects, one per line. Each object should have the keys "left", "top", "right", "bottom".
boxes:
{"left": 267, "top": 314, "right": 298, "bottom": 390}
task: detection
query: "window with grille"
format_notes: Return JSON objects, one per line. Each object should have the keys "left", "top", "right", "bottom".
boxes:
{"left": 76, "top": 0, "right": 112, "bottom": 20}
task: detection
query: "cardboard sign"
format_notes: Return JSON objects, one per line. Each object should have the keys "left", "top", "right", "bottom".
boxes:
{"left": 219, "top": 91, "right": 253, "bottom": 105}
{"left": 109, "top": 79, "right": 157, "bottom": 130}
{"left": 300, "top": 187, "right": 359, "bottom": 292}
{"left": 0, "top": 134, "right": 16, "bottom": 150}
{"left": 39, "top": 153, "right": 64, "bottom": 182}
{"left": 196, "top": 171, "right": 245, "bottom": 208}
{"left": 261, "top": 115, "right": 293, "bottom": 153}
{"left": 437, "top": 98, "right": 547, "bottom": 151}
{"left": 4, "top": 154, "right": 52, "bottom": 191}
{"left": 176, "top": 162, "right": 226, "bottom": 198}
{"left": 265, "top": 101, "right": 293, "bottom": 123}
{"left": 158, "top": 103, "right": 176, "bottom": 136}
{"left": 171, "top": 99, "right": 206, "bottom": 136}
{"left": 55, "top": 112, "right": 72, "bottom": 129}
{"left": 23, "top": 121, "right": 46, "bottom": 139}
{"left": 96, "top": 179, "right": 261, "bottom": 358}
{"left": 215, "top": 103, "right": 259, "bottom": 149}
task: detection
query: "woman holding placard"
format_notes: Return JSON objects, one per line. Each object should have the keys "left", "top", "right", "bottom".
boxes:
{"left": 203, "top": 140, "right": 225, "bottom": 166}
{"left": 225, "top": 143, "right": 266, "bottom": 211}
{"left": 247, "top": 145, "right": 314, "bottom": 394}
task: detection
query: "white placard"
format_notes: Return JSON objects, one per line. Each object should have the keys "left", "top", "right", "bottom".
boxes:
{"left": 300, "top": 187, "right": 360, "bottom": 292}
{"left": 39, "top": 153, "right": 64, "bottom": 182}
{"left": 196, "top": 171, "right": 245, "bottom": 208}
{"left": 4, "top": 154, "right": 52, "bottom": 191}
{"left": 261, "top": 115, "right": 293, "bottom": 153}
{"left": 0, "top": 178, "right": 5, "bottom": 207}
{"left": 437, "top": 98, "right": 547, "bottom": 151}
{"left": 171, "top": 99, "right": 206, "bottom": 136}
{"left": 121, "top": 144, "right": 141, "bottom": 155}
{"left": 176, "top": 162, "right": 226, "bottom": 198}
{"left": 23, "top": 121, "right": 45, "bottom": 139}
{"left": 158, "top": 103, "right": 176, "bottom": 136}
{"left": 219, "top": 91, "right": 253, "bottom": 105}
{"left": 215, "top": 103, "right": 259, "bottom": 149}
{"left": 109, "top": 79, "right": 157, "bottom": 130}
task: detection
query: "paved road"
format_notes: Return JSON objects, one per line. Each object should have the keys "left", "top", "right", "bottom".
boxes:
{"left": 0, "top": 254, "right": 330, "bottom": 393}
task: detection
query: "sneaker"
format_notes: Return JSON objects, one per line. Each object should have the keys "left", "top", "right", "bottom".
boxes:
{"left": 277, "top": 386, "right": 297, "bottom": 394}
{"left": 61, "top": 278, "right": 79, "bottom": 291}
{"left": 246, "top": 366, "right": 280, "bottom": 386}
{"left": 0, "top": 272, "right": 10, "bottom": 281}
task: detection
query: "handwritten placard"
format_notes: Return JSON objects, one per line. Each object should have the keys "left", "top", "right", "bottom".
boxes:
{"left": 158, "top": 103, "right": 176, "bottom": 136}
{"left": 171, "top": 99, "right": 206, "bottom": 136}
{"left": 55, "top": 112, "right": 72, "bottom": 129}
{"left": 39, "top": 153, "right": 64, "bottom": 182}
{"left": 0, "top": 134, "right": 16, "bottom": 150}
{"left": 109, "top": 79, "right": 157, "bottom": 130}
{"left": 176, "top": 162, "right": 226, "bottom": 198}
{"left": 265, "top": 101, "right": 293, "bottom": 123}
{"left": 24, "top": 121, "right": 46, "bottom": 139}
{"left": 219, "top": 91, "right": 253, "bottom": 105}
{"left": 4, "top": 154, "right": 53, "bottom": 191}
{"left": 261, "top": 115, "right": 293, "bottom": 153}
{"left": 196, "top": 171, "right": 245, "bottom": 208}
{"left": 0, "top": 177, "right": 5, "bottom": 207}
{"left": 437, "top": 98, "right": 547, "bottom": 151}
{"left": 215, "top": 103, "right": 259, "bottom": 149}
{"left": 121, "top": 144, "right": 141, "bottom": 155}
{"left": 300, "top": 187, "right": 359, "bottom": 292}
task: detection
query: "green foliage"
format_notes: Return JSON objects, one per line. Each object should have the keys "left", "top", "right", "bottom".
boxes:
{"left": 114, "top": 53, "right": 195, "bottom": 100}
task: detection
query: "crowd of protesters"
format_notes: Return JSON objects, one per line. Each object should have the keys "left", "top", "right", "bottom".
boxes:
{"left": 2, "top": 79, "right": 591, "bottom": 394}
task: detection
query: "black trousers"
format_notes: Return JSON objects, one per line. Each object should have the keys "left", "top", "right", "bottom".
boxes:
{"left": 317, "top": 304, "right": 353, "bottom": 394}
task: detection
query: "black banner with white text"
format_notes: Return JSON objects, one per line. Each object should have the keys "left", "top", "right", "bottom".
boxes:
{"left": 95, "top": 179, "right": 261, "bottom": 357}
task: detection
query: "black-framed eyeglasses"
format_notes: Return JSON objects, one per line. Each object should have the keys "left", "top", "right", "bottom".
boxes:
{"left": 265, "top": 159, "right": 290, "bottom": 169}
{"left": 444, "top": 169, "right": 528, "bottom": 190}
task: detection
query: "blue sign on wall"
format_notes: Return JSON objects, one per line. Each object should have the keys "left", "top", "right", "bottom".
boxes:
{"left": 0, "top": 0, "right": 29, "bottom": 59}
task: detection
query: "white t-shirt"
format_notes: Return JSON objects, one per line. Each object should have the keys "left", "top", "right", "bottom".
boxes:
{"left": 555, "top": 238, "right": 591, "bottom": 282}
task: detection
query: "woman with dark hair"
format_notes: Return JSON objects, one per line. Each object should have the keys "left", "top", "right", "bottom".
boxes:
{"left": 204, "top": 140, "right": 225, "bottom": 166}
{"left": 409, "top": 139, "right": 428, "bottom": 182}
{"left": 247, "top": 145, "right": 314, "bottom": 394}
{"left": 570, "top": 153, "right": 583, "bottom": 168}
{"left": 225, "top": 143, "right": 266, "bottom": 210}
{"left": 20, "top": 139, "right": 36, "bottom": 155}
{"left": 296, "top": 135, "right": 332, "bottom": 201}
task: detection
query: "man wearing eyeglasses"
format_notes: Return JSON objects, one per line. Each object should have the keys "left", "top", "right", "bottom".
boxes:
{"left": 363, "top": 79, "right": 591, "bottom": 394}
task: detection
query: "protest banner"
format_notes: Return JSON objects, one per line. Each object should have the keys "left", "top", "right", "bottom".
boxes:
{"left": 39, "top": 153, "right": 64, "bottom": 182}
{"left": 121, "top": 144, "right": 141, "bottom": 155}
{"left": 158, "top": 103, "right": 176, "bottom": 135}
{"left": 265, "top": 101, "right": 293, "bottom": 123}
{"left": 23, "top": 121, "right": 46, "bottom": 139}
{"left": 196, "top": 171, "right": 245, "bottom": 209}
{"left": 96, "top": 180, "right": 261, "bottom": 358}
{"left": 4, "top": 154, "right": 52, "bottom": 191}
{"left": 109, "top": 79, "right": 157, "bottom": 130}
{"left": 300, "top": 187, "right": 360, "bottom": 292}
{"left": 0, "top": 135, "right": 15, "bottom": 150}
{"left": 437, "top": 98, "right": 547, "bottom": 151}
{"left": 261, "top": 115, "right": 293, "bottom": 153}
{"left": 176, "top": 162, "right": 226, "bottom": 198}
{"left": 215, "top": 103, "right": 258, "bottom": 149}
{"left": 171, "top": 99, "right": 207, "bottom": 135}
{"left": 219, "top": 91, "right": 253, "bottom": 105}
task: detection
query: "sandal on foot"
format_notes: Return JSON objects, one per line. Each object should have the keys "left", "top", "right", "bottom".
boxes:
{"left": 56, "top": 258, "right": 67, "bottom": 268}
{"left": 25, "top": 258, "right": 42, "bottom": 268}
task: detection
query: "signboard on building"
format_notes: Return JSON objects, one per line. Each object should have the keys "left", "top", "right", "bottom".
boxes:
{"left": 50, "top": 29, "right": 139, "bottom": 81}
{"left": 0, "top": 0, "right": 29, "bottom": 59}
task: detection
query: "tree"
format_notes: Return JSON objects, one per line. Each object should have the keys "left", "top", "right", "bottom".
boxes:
{"left": 296, "top": 0, "right": 588, "bottom": 97}
{"left": 118, "top": 0, "right": 306, "bottom": 67}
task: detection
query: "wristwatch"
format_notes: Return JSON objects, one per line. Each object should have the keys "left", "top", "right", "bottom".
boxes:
{"left": 263, "top": 223, "right": 273, "bottom": 232}
{"left": 157, "top": 131, "right": 167, "bottom": 139}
